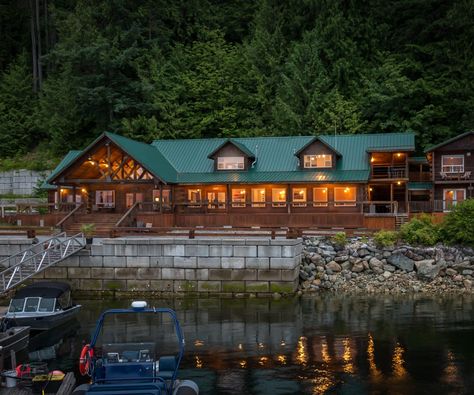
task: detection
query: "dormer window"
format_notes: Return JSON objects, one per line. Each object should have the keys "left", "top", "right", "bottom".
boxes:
{"left": 217, "top": 156, "right": 245, "bottom": 170}
{"left": 303, "top": 154, "right": 332, "bottom": 168}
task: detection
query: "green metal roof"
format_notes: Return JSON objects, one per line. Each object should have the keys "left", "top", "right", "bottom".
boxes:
{"left": 407, "top": 182, "right": 433, "bottom": 190}
{"left": 424, "top": 131, "right": 474, "bottom": 153}
{"left": 294, "top": 136, "right": 342, "bottom": 157}
{"left": 408, "top": 156, "right": 428, "bottom": 164}
{"left": 47, "top": 132, "right": 416, "bottom": 186}
{"left": 103, "top": 132, "right": 177, "bottom": 183}
{"left": 152, "top": 132, "right": 415, "bottom": 176}
{"left": 43, "top": 150, "right": 83, "bottom": 188}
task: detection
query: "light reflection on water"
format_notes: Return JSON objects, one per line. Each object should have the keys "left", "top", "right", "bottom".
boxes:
{"left": 26, "top": 294, "right": 474, "bottom": 394}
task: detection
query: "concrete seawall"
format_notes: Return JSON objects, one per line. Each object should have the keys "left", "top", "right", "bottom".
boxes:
{"left": 1, "top": 237, "right": 302, "bottom": 296}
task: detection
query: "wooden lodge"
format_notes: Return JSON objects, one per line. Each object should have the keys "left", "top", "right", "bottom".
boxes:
{"left": 38, "top": 131, "right": 474, "bottom": 234}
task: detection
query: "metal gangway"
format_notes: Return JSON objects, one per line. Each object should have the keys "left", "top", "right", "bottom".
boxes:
{"left": 0, "top": 232, "right": 86, "bottom": 295}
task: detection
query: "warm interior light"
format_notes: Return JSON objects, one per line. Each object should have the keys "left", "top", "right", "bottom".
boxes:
{"left": 322, "top": 188, "right": 327, "bottom": 193}
{"left": 298, "top": 190, "right": 304, "bottom": 195}
{"left": 279, "top": 190, "right": 285, "bottom": 195}
{"left": 154, "top": 197, "right": 160, "bottom": 202}
{"left": 397, "top": 181, "right": 401, "bottom": 185}
{"left": 370, "top": 157, "right": 375, "bottom": 163}
{"left": 322, "top": 154, "right": 326, "bottom": 158}
{"left": 240, "top": 190, "right": 245, "bottom": 194}
{"left": 260, "top": 190, "right": 265, "bottom": 195}
{"left": 60, "top": 188, "right": 65, "bottom": 193}
{"left": 81, "top": 188, "right": 87, "bottom": 193}
{"left": 397, "top": 153, "right": 402, "bottom": 157}
{"left": 369, "top": 187, "right": 373, "bottom": 192}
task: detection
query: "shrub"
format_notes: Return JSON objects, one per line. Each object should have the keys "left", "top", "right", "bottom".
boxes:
{"left": 399, "top": 213, "right": 439, "bottom": 246}
{"left": 331, "top": 231, "right": 347, "bottom": 247}
{"left": 373, "top": 230, "right": 398, "bottom": 248}
{"left": 439, "top": 199, "right": 474, "bottom": 247}
{"left": 80, "top": 223, "right": 96, "bottom": 237}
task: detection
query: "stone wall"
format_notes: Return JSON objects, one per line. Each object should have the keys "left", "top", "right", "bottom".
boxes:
{"left": 31, "top": 237, "right": 302, "bottom": 296}
{"left": 0, "top": 170, "right": 49, "bottom": 196}
{"left": 0, "top": 239, "right": 34, "bottom": 262}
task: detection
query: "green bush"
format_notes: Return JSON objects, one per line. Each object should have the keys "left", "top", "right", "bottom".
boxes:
{"left": 373, "top": 230, "right": 398, "bottom": 248}
{"left": 331, "top": 231, "right": 347, "bottom": 248}
{"left": 439, "top": 199, "right": 474, "bottom": 247}
{"left": 399, "top": 213, "right": 439, "bottom": 246}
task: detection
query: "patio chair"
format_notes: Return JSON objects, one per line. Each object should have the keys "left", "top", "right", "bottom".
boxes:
{"left": 440, "top": 171, "right": 448, "bottom": 180}
{"left": 462, "top": 171, "right": 471, "bottom": 180}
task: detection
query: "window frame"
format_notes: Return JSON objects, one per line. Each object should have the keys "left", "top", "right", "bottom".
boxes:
{"left": 272, "top": 188, "right": 287, "bottom": 207}
{"left": 95, "top": 190, "right": 115, "bottom": 208}
{"left": 251, "top": 188, "right": 266, "bottom": 208}
{"left": 231, "top": 188, "right": 247, "bottom": 208}
{"left": 217, "top": 156, "right": 245, "bottom": 170}
{"left": 292, "top": 188, "right": 307, "bottom": 207}
{"left": 313, "top": 187, "right": 329, "bottom": 207}
{"left": 153, "top": 189, "right": 171, "bottom": 208}
{"left": 443, "top": 188, "right": 466, "bottom": 212}
{"left": 187, "top": 189, "right": 202, "bottom": 207}
{"left": 441, "top": 155, "right": 464, "bottom": 173}
{"left": 207, "top": 191, "right": 226, "bottom": 209}
{"left": 334, "top": 187, "right": 357, "bottom": 207}
{"left": 303, "top": 154, "right": 332, "bottom": 169}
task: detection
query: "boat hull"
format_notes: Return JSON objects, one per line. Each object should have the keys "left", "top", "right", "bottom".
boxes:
{"left": 6, "top": 305, "right": 81, "bottom": 331}
{"left": 0, "top": 326, "right": 30, "bottom": 358}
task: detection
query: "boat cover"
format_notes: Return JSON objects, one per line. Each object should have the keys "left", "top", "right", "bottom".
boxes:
{"left": 13, "top": 282, "right": 71, "bottom": 299}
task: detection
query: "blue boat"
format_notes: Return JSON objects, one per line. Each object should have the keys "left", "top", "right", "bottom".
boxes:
{"left": 72, "top": 301, "right": 199, "bottom": 395}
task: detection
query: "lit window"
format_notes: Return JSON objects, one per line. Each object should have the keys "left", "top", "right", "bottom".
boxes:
{"left": 252, "top": 188, "right": 266, "bottom": 208}
{"left": 188, "top": 189, "right": 201, "bottom": 207}
{"left": 443, "top": 189, "right": 465, "bottom": 211}
{"left": 272, "top": 188, "right": 286, "bottom": 207}
{"left": 334, "top": 187, "right": 356, "bottom": 207}
{"left": 232, "top": 189, "right": 246, "bottom": 207}
{"left": 292, "top": 188, "right": 307, "bottom": 207}
{"left": 303, "top": 155, "right": 332, "bottom": 168}
{"left": 442, "top": 155, "right": 464, "bottom": 173}
{"left": 208, "top": 191, "right": 226, "bottom": 209}
{"left": 217, "top": 157, "right": 245, "bottom": 170}
{"left": 313, "top": 188, "right": 328, "bottom": 207}
{"left": 96, "top": 190, "right": 115, "bottom": 208}
{"left": 153, "top": 189, "right": 171, "bottom": 208}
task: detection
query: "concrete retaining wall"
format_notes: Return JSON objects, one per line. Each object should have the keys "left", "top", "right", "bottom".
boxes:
{"left": 0, "top": 239, "right": 34, "bottom": 261}
{"left": 10, "top": 237, "right": 302, "bottom": 296}
{"left": 0, "top": 170, "right": 49, "bottom": 196}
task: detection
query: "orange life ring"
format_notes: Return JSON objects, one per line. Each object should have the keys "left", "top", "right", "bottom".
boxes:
{"left": 79, "top": 344, "right": 94, "bottom": 376}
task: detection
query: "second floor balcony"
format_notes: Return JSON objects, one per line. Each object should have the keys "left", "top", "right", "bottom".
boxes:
{"left": 371, "top": 165, "right": 407, "bottom": 179}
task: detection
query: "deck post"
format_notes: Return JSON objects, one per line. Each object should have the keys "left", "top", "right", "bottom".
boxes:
{"left": 287, "top": 184, "right": 291, "bottom": 214}
{"left": 159, "top": 183, "right": 163, "bottom": 213}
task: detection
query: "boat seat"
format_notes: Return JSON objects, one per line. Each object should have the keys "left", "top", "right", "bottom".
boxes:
{"left": 103, "top": 361, "right": 154, "bottom": 383}
{"left": 121, "top": 350, "right": 139, "bottom": 362}
{"left": 157, "top": 356, "right": 176, "bottom": 380}
{"left": 86, "top": 383, "right": 164, "bottom": 395}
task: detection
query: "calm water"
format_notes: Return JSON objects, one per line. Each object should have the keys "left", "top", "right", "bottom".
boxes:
{"left": 25, "top": 295, "right": 474, "bottom": 395}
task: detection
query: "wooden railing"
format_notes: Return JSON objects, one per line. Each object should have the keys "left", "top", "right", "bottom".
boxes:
{"left": 409, "top": 200, "right": 461, "bottom": 213}
{"left": 371, "top": 165, "right": 407, "bottom": 179}
{"left": 56, "top": 203, "right": 84, "bottom": 229}
{"left": 115, "top": 201, "right": 140, "bottom": 227}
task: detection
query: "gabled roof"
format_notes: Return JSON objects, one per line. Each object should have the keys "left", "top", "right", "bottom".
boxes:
{"left": 294, "top": 136, "right": 342, "bottom": 157}
{"left": 45, "top": 132, "right": 177, "bottom": 185}
{"left": 43, "top": 150, "right": 83, "bottom": 188}
{"left": 206, "top": 138, "right": 255, "bottom": 159}
{"left": 424, "top": 131, "right": 474, "bottom": 153}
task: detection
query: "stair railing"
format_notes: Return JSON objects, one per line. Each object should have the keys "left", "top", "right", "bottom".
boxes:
{"left": 115, "top": 201, "right": 140, "bottom": 228}
{"left": 0, "top": 232, "right": 85, "bottom": 294}
{"left": 56, "top": 203, "right": 84, "bottom": 230}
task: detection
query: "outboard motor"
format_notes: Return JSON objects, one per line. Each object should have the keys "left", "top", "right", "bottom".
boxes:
{"left": 173, "top": 380, "right": 199, "bottom": 395}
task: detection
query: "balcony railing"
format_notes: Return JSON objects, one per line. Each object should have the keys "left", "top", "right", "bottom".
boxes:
{"left": 409, "top": 200, "right": 465, "bottom": 212}
{"left": 371, "top": 165, "right": 407, "bottom": 179}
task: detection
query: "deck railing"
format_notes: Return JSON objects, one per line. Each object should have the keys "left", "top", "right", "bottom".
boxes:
{"left": 371, "top": 165, "right": 407, "bottom": 179}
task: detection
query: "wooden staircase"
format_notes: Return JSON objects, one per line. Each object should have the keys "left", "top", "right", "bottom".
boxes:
{"left": 395, "top": 214, "right": 409, "bottom": 230}
{"left": 65, "top": 213, "right": 123, "bottom": 237}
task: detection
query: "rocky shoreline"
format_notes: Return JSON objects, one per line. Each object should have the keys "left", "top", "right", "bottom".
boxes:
{"left": 298, "top": 237, "right": 474, "bottom": 294}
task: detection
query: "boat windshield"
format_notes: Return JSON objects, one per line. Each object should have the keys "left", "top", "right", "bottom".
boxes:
{"left": 94, "top": 310, "right": 181, "bottom": 364}
{"left": 8, "top": 297, "right": 56, "bottom": 313}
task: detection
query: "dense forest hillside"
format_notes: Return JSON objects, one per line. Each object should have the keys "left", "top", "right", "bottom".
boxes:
{"left": 0, "top": 0, "right": 473, "bottom": 160}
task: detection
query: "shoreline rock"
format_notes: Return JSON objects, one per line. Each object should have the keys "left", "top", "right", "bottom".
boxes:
{"left": 299, "top": 236, "right": 474, "bottom": 295}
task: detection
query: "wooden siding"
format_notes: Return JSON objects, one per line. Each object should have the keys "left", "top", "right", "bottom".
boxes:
{"left": 432, "top": 133, "right": 474, "bottom": 182}
{"left": 363, "top": 216, "right": 396, "bottom": 230}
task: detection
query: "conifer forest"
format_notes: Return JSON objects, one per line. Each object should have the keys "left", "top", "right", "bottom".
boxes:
{"left": 0, "top": 0, "right": 473, "bottom": 159}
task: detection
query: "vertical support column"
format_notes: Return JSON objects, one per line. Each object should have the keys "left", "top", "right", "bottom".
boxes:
{"left": 159, "top": 183, "right": 163, "bottom": 213}
{"left": 72, "top": 186, "right": 77, "bottom": 205}
{"left": 287, "top": 184, "right": 291, "bottom": 214}
{"left": 390, "top": 183, "right": 394, "bottom": 213}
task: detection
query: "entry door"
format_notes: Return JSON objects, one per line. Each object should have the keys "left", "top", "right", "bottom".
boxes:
{"left": 126, "top": 192, "right": 144, "bottom": 208}
{"left": 443, "top": 189, "right": 465, "bottom": 211}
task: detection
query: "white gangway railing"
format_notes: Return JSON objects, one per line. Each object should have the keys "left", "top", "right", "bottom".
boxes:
{"left": 0, "top": 232, "right": 86, "bottom": 294}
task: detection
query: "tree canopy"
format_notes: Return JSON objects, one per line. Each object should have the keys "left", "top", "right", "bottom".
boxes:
{"left": 0, "top": 0, "right": 473, "bottom": 158}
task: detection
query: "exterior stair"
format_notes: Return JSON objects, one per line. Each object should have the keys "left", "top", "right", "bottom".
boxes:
{"left": 395, "top": 214, "right": 409, "bottom": 230}
{"left": 0, "top": 232, "right": 86, "bottom": 295}
{"left": 64, "top": 213, "right": 123, "bottom": 237}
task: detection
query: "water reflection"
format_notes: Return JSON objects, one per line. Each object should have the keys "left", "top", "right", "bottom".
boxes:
{"left": 20, "top": 294, "right": 474, "bottom": 394}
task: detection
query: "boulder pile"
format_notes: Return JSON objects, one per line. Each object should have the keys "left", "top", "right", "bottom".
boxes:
{"left": 299, "top": 237, "right": 474, "bottom": 294}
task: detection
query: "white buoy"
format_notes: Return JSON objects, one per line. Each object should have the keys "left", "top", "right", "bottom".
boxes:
{"left": 131, "top": 301, "right": 147, "bottom": 310}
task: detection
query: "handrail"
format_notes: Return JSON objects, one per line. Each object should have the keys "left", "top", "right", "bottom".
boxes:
{"left": 115, "top": 201, "right": 140, "bottom": 227}
{"left": 56, "top": 203, "right": 84, "bottom": 228}
{"left": 0, "top": 232, "right": 85, "bottom": 294}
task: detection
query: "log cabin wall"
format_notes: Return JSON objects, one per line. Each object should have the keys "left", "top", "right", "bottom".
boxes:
{"left": 432, "top": 134, "right": 474, "bottom": 182}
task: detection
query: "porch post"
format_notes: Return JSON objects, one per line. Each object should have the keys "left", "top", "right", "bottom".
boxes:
{"left": 72, "top": 186, "right": 76, "bottom": 204}
{"left": 287, "top": 184, "right": 291, "bottom": 214}
{"left": 159, "top": 183, "right": 163, "bottom": 213}
{"left": 57, "top": 185, "right": 61, "bottom": 211}
{"left": 390, "top": 183, "right": 394, "bottom": 213}
{"left": 226, "top": 184, "right": 230, "bottom": 214}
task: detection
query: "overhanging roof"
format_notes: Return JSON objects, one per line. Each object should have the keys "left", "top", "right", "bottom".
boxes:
{"left": 424, "top": 131, "right": 474, "bottom": 153}
{"left": 207, "top": 139, "right": 255, "bottom": 159}
{"left": 407, "top": 182, "right": 433, "bottom": 190}
{"left": 294, "top": 137, "right": 342, "bottom": 157}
